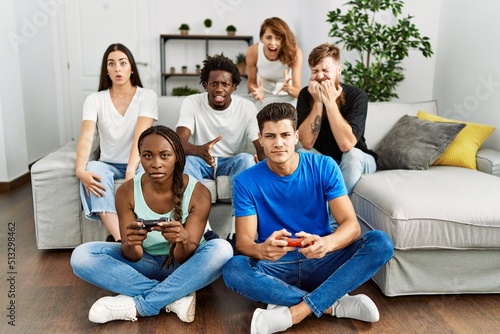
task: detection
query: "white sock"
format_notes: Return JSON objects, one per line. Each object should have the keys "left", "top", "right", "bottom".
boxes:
{"left": 251, "top": 306, "right": 292, "bottom": 334}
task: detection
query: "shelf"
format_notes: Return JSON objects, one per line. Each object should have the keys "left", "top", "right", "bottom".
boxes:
{"left": 162, "top": 73, "right": 248, "bottom": 79}
{"left": 160, "top": 34, "right": 253, "bottom": 43}
{"left": 160, "top": 34, "right": 253, "bottom": 95}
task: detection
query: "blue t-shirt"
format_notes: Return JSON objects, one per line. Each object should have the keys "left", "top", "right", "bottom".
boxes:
{"left": 233, "top": 152, "right": 347, "bottom": 243}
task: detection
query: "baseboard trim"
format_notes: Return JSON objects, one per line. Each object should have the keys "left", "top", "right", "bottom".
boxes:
{"left": 0, "top": 172, "right": 31, "bottom": 193}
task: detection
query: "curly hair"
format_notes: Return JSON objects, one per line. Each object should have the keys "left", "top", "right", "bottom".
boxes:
{"left": 138, "top": 125, "right": 185, "bottom": 268}
{"left": 199, "top": 53, "right": 241, "bottom": 88}
{"left": 259, "top": 17, "right": 299, "bottom": 67}
{"left": 98, "top": 43, "right": 143, "bottom": 91}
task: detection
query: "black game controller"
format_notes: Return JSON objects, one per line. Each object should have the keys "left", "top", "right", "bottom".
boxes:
{"left": 136, "top": 217, "right": 171, "bottom": 232}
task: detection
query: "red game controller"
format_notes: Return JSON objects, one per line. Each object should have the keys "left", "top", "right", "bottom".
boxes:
{"left": 276, "top": 236, "right": 314, "bottom": 248}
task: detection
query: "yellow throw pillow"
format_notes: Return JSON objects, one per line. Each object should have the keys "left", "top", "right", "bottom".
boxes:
{"left": 417, "top": 110, "right": 495, "bottom": 169}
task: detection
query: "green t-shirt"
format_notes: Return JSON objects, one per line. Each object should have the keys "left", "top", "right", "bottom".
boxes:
{"left": 133, "top": 173, "right": 204, "bottom": 256}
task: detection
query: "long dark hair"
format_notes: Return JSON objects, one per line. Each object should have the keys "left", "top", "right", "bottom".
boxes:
{"left": 138, "top": 125, "right": 185, "bottom": 267}
{"left": 98, "top": 43, "right": 143, "bottom": 91}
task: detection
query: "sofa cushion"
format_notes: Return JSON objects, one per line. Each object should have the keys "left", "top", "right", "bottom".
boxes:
{"left": 374, "top": 115, "right": 466, "bottom": 170}
{"left": 365, "top": 100, "right": 438, "bottom": 148}
{"left": 352, "top": 166, "right": 500, "bottom": 250}
{"left": 417, "top": 111, "right": 496, "bottom": 170}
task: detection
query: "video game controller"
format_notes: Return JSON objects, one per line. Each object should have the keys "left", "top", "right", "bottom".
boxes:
{"left": 276, "top": 236, "right": 314, "bottom": 248}
{"left": 136, "top": 217, "right": 171, "bottom": 232}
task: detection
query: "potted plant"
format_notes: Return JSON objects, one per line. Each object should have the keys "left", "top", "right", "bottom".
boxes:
{"left": 181, "top": 65, "right": 188, "bottom": 74}
{"left": 326, "top": 0, "right": 433, "bottom": 102}
{"left": 171, "top": 85, "right": 201, "bottom": 96}
{"left": 195, "top": 64, "right": 201, "bottom": 74}
{"left": 235, "top": 52, "right": 246, "bottom": 75}
{"left": 179, "top": 23, "right": 190, "bottom": 36}
{"left": 204, "top": 18, "right": 212, "bottom": 35}
{"left": 169, "top": 66, "right": 175, "bottom": 74}
{"left": 226, "top": 25, "right": 236, "bottom": 36}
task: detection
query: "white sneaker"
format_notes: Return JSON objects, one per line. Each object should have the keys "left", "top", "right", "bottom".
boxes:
{"left": 251, "top": 306, "right": 292, "bottom": 334}
{"left": 165, "top": 292, "right": 196, "bottom": 323}
{"left": 333, "top": 294, "right": 379, "bottom": 323}
{"left": 88, "top": 294, "right": 137, "bottom": 324}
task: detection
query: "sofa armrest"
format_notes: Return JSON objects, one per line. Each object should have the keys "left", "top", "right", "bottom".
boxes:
{"left": 476, "top": 148, "right": 500, "bottom": 177}
{"left": 31, "top": 141, "right": 83, "bottom": 248}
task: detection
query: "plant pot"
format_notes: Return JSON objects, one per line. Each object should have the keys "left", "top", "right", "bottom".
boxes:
{"left": 205, "top": 28, "right": 211, "bottom": 35}
{"left": 180, "top": 29, "right": 189, "bottom": 36}
{"left": 181, "top": 67, "right": 187, "bottom": 74}
{"left": 237, "top": 63, "right": 246, "bottom": 76}
{"left": 170, "top": 67, "right": 175, "bottom": 74}
{"left": 227, "top": 31, "right": 235, "bottom": 36}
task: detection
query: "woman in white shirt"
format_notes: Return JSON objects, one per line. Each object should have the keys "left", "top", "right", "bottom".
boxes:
{"left": 75, "top": 43, "right": 158, "bottom": 242}
{"left": 246, "top": 17, "right": 303, "bottom": 106}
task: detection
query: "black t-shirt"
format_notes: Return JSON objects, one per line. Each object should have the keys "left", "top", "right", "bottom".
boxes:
{"left": 296, "top": 83, "right": 377, "bottom": 162}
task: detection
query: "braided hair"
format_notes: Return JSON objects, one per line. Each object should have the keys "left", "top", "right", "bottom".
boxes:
{"left": 138, "top": 125, "right": 185, "bottom": 267}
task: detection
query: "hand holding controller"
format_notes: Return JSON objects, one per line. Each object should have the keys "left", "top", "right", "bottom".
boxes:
{"left": 136, "top": 217, "right": 171, "bottom": 232}
{"left": 276, "top": 236, "right": 314, "bottom": 248}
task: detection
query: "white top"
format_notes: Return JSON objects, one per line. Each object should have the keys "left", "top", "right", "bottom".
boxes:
{"left": 176, "top": 93, "right": 259, "bottom": 157}
{"left": 257, "top": 41, "right": 290, "bottom": 96}
{"left": 82, "top": 87, "right": 158, "bottom": 164}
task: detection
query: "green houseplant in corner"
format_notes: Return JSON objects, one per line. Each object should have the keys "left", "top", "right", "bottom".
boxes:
{"left": 327, "top": 0, "right": 433, "bottom": 102}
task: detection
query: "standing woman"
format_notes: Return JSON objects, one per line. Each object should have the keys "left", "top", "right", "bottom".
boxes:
{"left": 71, "top": 125, "right": 233, "bottom": 324}
{"left": 76, "top": 43, "right": 158, "bottom": 242}
{"left": 246, "top": 17, "right": 303, "bottom": 106}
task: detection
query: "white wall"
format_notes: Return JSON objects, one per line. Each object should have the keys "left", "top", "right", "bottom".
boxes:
{"left": 433, "top": 0, "right": 500, "bottom": 151}
{"left": 0, "top": 0, "right": 29, "bottom": 182}
{"left": 2, "top": 0, "right": 499, "bottom": 182}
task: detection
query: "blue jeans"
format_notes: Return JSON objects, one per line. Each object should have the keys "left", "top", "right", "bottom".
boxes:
{"left": 79, "top": 161, "right": 144, "bottom": 221}
{"left": 338, "top": 148, "right": 376, "bottom": 197}
{"left": 183, "top": 153, "right": 255, "bottom": 202}
{"left": 222, "top": 230, "right": 394, "bottom": 318}
{"left": 70, "top": 239, "right": 233, "bottom": 317}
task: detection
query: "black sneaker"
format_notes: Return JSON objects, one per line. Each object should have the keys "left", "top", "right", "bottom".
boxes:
{"left": 204, "top": 230, "right": 219, "bottom": 241}
{"left": 226, "top": 233, "right": 238, "bottom": 255}
{"left": 106, "top": 235, "right": 121, "bottom": 243}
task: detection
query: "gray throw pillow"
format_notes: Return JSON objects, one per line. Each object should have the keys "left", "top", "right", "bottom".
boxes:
{"left": 375, "top": 115, "right": 466, "bottom": 170}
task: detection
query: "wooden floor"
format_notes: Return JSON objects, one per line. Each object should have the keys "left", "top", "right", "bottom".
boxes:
{"left": 1, "top": 182, "right": 499, "bottom": 333}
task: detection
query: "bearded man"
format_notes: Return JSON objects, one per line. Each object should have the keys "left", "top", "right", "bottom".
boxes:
{"left": 296, "top": 43, "right": 377, "bottom": 199}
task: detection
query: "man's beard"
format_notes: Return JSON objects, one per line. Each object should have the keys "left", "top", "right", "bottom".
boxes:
{"left": 333, "top": 78, "right": 346, "bottom": 108}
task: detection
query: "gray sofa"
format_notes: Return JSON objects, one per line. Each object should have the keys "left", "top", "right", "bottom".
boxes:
{"left": 31, "top": 97, "right": 500, "bottom": 296}
{"left": 351, "top": 101, "right": 500, "bottom": 296}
